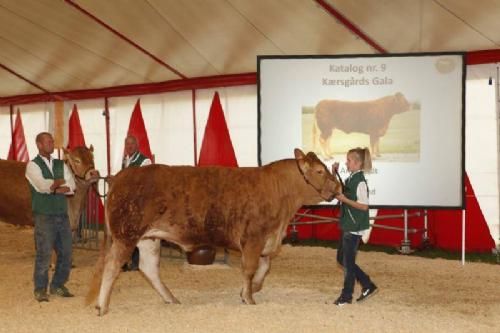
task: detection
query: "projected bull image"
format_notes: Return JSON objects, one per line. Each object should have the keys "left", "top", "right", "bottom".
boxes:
{"left": 305, "top": 92, "right": 420, "bottom": 162}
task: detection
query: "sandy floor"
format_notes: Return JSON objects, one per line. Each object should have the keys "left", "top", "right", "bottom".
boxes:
{"left": 0, "top": 221, "right": 499, "bottom": 333}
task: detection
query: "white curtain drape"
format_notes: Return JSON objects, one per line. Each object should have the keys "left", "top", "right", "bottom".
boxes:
{"left": 466, "top": 64, "right": 500, "bottom": 245}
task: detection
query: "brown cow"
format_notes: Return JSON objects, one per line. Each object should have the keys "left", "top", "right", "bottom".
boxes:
{"left": 313, "top": 92, "right": 411, "bottom": 158}
{"left": 0, "top": 146, "right": 99, "bottom": 231}
{"left": 87, "top": 149, "right": 341, "bottom": 315}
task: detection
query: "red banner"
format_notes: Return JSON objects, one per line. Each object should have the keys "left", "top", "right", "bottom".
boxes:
{"left": 7, "top": 109, "right": 29, "bottom": 162}
{"left": 127, "top": 99, "right": 153, "bottom": 159}
{"left": 198, "top": 92, "right": 238, "bottom": 167}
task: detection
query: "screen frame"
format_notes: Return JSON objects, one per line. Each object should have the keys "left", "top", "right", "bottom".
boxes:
{"left": 257, "top": 52, "right": 466, "bottom": 210}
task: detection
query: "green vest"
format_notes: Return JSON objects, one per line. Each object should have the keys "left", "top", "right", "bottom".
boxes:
{"left": 30, "top": 155, "right": 68, "bottom": 215}
{"left": 339, "top": 171, "right": 370, "bottom": 232}
{"left": 122, "top": 151, "right": 147, "bottom": 170}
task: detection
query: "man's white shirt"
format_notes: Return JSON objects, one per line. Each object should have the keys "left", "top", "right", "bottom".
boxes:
{"left": 25, "top": 155, "right": 76, "bottom": 195}
{"left": 123, "top": 152, "right": 152, "bottom": 168}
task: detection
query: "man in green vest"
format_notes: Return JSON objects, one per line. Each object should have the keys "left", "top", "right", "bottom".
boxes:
{"left": 121, "top": 135, "right": 151, "bottom": 271}
{"left": 25, "top": 132, "right": 76, "bottom": 302}
{"left": 122, "top": 135, "right": 151, "bottom": 169}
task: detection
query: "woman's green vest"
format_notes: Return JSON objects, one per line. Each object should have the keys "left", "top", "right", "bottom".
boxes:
{"left": 339, "top": 171, "right": 369, "bottom": 232}
{"left": 29, "top": 156, "right": 68, "bottom": 215}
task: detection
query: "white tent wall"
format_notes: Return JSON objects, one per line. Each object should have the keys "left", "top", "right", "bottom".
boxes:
{"left": 0, "top": 106, "right": 10, "bottom": 158}
{"left": 71, "top": 85, "right": 258, "bottom": 177}
{"left": 1, "top": 104, "right": 62, "bottom": 160}
{"left": 108, "top": 91, "right": 195, "bottom": 173}
{"left": 67, "top": 98, "right": 106, "bottom": 175}
{"left": 194, "top": 85, "right": 257, "bottom": 167}
{"left": 466, "top": 64, "right": 500, "bottom": 246}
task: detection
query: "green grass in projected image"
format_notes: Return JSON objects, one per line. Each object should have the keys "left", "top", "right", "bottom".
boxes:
{"left": 302, "top": 106, "right": 421, "bottom": 162}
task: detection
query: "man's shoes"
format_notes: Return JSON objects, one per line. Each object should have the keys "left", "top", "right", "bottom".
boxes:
{"left": 50, "top": 285, "right": 74, "bottom": 298}
{"left": 357, "top": 283, "right": 378, "bottom": 303}
{"left": 333, "top": 295, "right": 352, "bottom": 307}
{"left": 34, "top": 289, "right": 49, "bottom": 302}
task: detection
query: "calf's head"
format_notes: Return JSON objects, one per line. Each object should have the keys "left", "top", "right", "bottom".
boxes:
{"left": 294, "top": 148, "right": 342, "bottom": 202}
{"left": 63, "top": 146, "right": 99, "bottom": 183}
{"left": 390, "top": 92, "right": 411, "bottom": 115}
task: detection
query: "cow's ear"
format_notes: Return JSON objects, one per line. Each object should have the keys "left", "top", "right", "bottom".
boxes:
{"left": 62, "top": 147, "right": 71, "bottom": 161}
{"left": 89, "top": 144, "right": 94, "bottom": 152}
{"left": 294, "top": 148, "right": 306, "bottom": 160}
{"left": 295, "top": 149, "right": 310, "bottom": 174}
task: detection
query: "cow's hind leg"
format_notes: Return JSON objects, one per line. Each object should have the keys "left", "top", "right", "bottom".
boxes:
{"left": 240, "top": 241, "right": 264, "bottom": 304}
{"left": 136, "top": 238, "right": 180, "bottom": 304}
{"left": 251, "top": 255, "right": 271, "bottom": 294}
{"left": 96, "top": 240, "right": 131, "bottom": 316}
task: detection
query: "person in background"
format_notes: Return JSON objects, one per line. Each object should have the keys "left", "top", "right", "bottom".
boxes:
{"left": 331, "top": 147, "right": 378, "bottom": 306}
{"left": 121, "top": 135, "right": 151, "bottom": 271}
{"left": 26, "top": 132, "right": 76, "bottom": 302}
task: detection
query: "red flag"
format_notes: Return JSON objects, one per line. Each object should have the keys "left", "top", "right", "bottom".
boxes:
{"left": 67, "top": 104, "right": 105, "bottom": 225}
{"left": 198, "top": 92, "right": 238, "bottom": 167}
{"left": 127, "top": 99, "right": 152, "bottom": 159}
{"left": 67, "top": 104, "right": 86, "bottom": 149}
{"left": 7, "top": 109, "right": 29, "bottom": 162}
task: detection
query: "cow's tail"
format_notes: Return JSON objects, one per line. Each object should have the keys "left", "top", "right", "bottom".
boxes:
{"left": 85, "top": 221, "right": 110, "bottom": 305}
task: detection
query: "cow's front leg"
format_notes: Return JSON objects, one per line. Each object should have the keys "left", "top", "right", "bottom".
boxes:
{"left": 136, "top": 238, "right": 180, "bottom": 304}
{"left": 251, "top": 255, "right": 271, "bottom": 294}
{"left": 240, "top": 242, "right": 264, "bottom": 304}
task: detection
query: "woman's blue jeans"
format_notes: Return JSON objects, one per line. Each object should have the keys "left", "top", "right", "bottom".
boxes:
{"left": 336, "top": 231, "right": 372, "bottom": 299}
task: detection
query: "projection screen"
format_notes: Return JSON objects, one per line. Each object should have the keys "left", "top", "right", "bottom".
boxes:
{"left": 258, "top": 53, "right": 465, "bottom": 208}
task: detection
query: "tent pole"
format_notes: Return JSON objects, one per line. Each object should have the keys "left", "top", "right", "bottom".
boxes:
{"left": 496, "top": 63, "right": 500, "bottom": 250}
{"left": 462, "top": 209, "right": 466, "bottom": 265}
{"left": 9, "top": 104, "right": 14, "bottom": 159}
{"left": 192, "top": 89, "right": 198, "bottom": 166}
{"left": 423, "top": 209, "right": 428, "bottom": 240}
{"left": 314, "top": 0, "right": 386, "bottom": 53}
{"left": 400, "top": 209, "right": 411, "bottom": 254}
{"left": 104, "top": 97, "right": 111, "bottom": 176}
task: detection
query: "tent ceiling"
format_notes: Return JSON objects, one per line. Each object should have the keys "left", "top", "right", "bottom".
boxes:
{"left": 0, "top": 0, "right": 499, "bottom": 100}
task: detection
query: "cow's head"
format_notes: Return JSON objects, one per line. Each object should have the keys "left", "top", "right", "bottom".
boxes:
{"left": 62, "top": 146, "right": 100, "bottom": 183}
{"left": 391, "top": 92, "right": 411, "bottom": 115}
{"left": 294, "top": 148, "right": 342, "bottom": 202}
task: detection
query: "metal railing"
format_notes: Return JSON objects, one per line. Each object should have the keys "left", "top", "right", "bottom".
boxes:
{"left": 289, "top": 209, "right": 429, "bottom": 254}
{"left": 73, "top": 178, "right": 107, "bottom": 250}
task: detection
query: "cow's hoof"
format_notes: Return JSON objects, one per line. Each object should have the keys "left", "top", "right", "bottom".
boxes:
{"left": 166, "top": 298, "right": 181, "bottom": 305}
{"left": 241, "top": 296, "right": 256, "bottom": 305}
{"left": 95, "top": 305, "right": 107, "bottom": 316}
